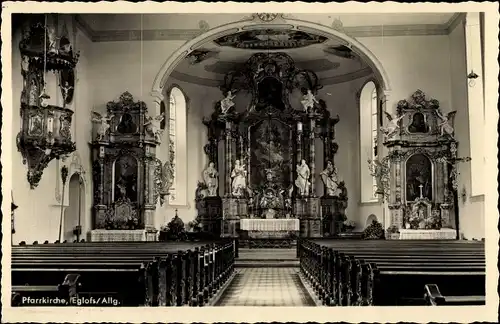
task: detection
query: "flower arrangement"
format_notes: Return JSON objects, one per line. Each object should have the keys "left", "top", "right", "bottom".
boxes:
{"left": 362, "top": 219, "right": 384, "bottom": 240}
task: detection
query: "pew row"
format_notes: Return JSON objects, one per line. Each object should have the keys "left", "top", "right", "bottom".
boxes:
{"left": 424, "top": 284, "right": 486, "bottom": 306}
{"left": 11, "top": 240, "right": 236, "bottom": 307}
{"left": 297, "top": 239, "right": 485, "bottom": 306}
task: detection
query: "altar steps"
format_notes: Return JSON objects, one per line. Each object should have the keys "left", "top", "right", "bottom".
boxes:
{"left": 235, "top": 248, "right": 299, "bottom": 268}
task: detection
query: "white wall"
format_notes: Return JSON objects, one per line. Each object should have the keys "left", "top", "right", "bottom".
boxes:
{"left": 449, "top": 19, "right": 484, "bottom": 240}
{"left": 11, "top": 17, "right": 94, "bottom": 245}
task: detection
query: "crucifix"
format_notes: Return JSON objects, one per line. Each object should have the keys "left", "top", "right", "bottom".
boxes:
{"left": 418, "top": 184, "right": 424, "bottom": 199}
{"left": 448, "top": 156, "right": 472, "bottom": 191}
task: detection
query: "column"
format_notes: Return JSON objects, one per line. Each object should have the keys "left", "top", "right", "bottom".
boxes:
{"left": 225, "top": 121, "right": 233, "bottom": 196}
{"left": 309, "top": 118, "right": 316, "bottom": 197}
{"left": 296, "top": 121, "right": 303, "bottom": 163}
{"left": 322, "top": 123, "right": 330, "bottom": 195}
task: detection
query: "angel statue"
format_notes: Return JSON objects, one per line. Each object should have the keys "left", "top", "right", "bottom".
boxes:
{"left": 301, "top": 89, "right": 319, "bottom": 112}
{"left": 91, "top": 111, "right": 115, "bottom": 141}
{"left": 380, "top": 111, "right": 405, "bottom": 139}
{"left": 436, "top": 110, "right": 457, "bottom": 137}
{"left": 46, "top": 25, "right": 59, "bottom": 54}
{"left": 220, "top": 90, "right": 237, "bottom": 115}
{"left": 144, "top": 113, "right": 165, "bottom": 142}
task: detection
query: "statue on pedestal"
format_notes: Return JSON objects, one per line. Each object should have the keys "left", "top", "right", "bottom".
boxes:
{"left": 202, "top": 162, "right": 218, "bottom": 197}
{"left": 380, "top": 111, "right": 405, "bottom": 139}
{"left": 220, "top": 90, "right": 237, "bottom": 115}
{"left": 92, "top": 111, "right": 115, "bottom": 141}
{"left": 144, "top": 113, "right": 165, "bottom": 142}
{"left": 436, "top": 110, "right": 457, "bottom": 137}
{"left": 300, "top": 88, "right": 318, "bottom": 112}
{"left": 231, "top": 159, "right": 247, "bottom": 197}
{"left": 320, "top": 160, "right": 340, "bottom": 196}
{"left": 295, "top": 159, "right": 311, "bottom": 196}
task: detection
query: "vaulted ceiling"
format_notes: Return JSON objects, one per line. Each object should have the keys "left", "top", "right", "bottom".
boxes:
{"left": 77, "top": 13, "right": 459, "bottom": 87}
{"left": 78, "top": 13, "right": 457, "bottom": 32}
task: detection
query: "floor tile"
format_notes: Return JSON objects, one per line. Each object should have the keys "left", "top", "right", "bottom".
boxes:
{"left": 215, "top": 268, "right": 315, "bottom": 306}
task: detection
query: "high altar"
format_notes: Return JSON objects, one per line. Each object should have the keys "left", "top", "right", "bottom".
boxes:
{"left": 198, "top": 53, "right": 347, "bottom": 246}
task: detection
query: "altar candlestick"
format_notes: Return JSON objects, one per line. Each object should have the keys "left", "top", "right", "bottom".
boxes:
{"left": 297, "top": 122, "right": 303, "bottom": 131}
{"left": 419, "top": 184, "right": 424, "bottom": 199}
{"left": 309, "top": 118, "right": 316, "bottom": 197}
{"left": 225, "top": 121, "right": 232, "bottom": 196}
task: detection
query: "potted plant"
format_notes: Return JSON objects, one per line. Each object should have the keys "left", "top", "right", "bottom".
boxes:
{"left": 362, "top": 219, "right": 384, "bottom": 240}
{"left": 386, "top": 225, "right": 400, "bottom": 240}
{"left": 343, "top": 220, "right": 356, "bottom": 233}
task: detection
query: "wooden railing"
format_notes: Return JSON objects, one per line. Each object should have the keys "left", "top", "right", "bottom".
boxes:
{"left": 12, "top": 240, "right": 236, "bottom": 307}
{"left": 297, "top": 238, "right": 485, "bottom": 306}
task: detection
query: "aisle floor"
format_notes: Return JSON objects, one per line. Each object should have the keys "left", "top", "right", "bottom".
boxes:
{"left": 214, "top": 268, "right": 315, "bottom": 306}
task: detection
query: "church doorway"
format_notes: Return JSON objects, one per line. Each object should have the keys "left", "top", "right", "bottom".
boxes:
{"left": 63, "top": 173, "right": 85, "bottom": 242}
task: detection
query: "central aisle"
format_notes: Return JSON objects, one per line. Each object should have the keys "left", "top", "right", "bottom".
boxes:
{"left": 214, "top": 268, "right": 315, "bottom": 306}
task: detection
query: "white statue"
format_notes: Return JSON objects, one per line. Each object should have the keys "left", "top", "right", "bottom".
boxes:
{"left": 436, "top": 110, "right": 457, "bottom": 137}
{"left": 91, "top": 111, "right": 115, "bottom": 141}
{"left": 220, "top": 91, "right": 236, "bottom": 114}
{"left": 203, "top": 162, "right": 219, "bottom": 197}
{"left": 255, "top": 64, "right": 264, "bottom": 78}
{"left": 144, "top": 113, "right": 165, "bottom": 142}
{"left": 21, "top": 55, "right": 29, "bottom": 73}
{"left": 380, "top": 111, "right": 405, "bottom": 139}
{"left": 301, "top": 89, "right": 318, "bottom": 112}
{"left": 39, "top": 90, "right": 50, "bottom": 108}
{"left": 231, "top": 159, "right": 247, "bottom": 197}
{"left": 295, "top": 159, "right": 311, "bottom": 196}
{"left": 320, "top": 160, "right": 340, "bottom": 196}
{"left": 46, "top": 26, "right": 58, "bottom": 54}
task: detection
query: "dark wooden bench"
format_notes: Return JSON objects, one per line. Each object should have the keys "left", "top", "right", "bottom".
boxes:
{"left": 424, "top": 284, "right": 486, "bottom": 306}
{"left": 298, "top": 238, "right": 485, "bottom": 306}
{"left": 12, "top": 240, "right": 236, "bottom": 307}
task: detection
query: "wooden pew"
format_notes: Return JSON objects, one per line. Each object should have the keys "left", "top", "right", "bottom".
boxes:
{"left": 424, "top": 284, "right": 486, "bottom": 306}
{"left": 297, "top": 238, "right": 485, "bottom": 306}
{"left": 11, "top": 240, "right": 236, "bottom": 307}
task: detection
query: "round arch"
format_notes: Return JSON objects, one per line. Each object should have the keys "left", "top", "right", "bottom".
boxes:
{"left": 151, "top": 18, "right": 392, "bottom": 95}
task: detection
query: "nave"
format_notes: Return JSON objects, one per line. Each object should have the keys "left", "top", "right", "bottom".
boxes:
{"left": 11, "top": 238, "right": 485, "bottom": 307}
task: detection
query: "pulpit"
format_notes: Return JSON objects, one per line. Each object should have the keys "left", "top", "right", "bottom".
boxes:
{"left": 199, "top": 52, "right": 344, "bottom": 245}
{"left": 383, "top": 90, "right": 468, "bottom": 240}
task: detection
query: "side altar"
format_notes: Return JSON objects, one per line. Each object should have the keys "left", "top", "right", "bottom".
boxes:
{"left": 379, "top": 90, "right": 470, "bottom": 240}
{"left": 197, "top": 52, "right": 347, "bottom": 246}
{"left": 89, "top": 92, "right": 168, "bottom": 242}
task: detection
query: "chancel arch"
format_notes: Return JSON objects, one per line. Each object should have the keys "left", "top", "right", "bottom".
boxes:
{"left": 151, "top": 18, "right": 392, "bottom": 95}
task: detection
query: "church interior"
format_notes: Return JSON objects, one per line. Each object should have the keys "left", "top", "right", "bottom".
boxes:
{"left": 9, "top": 12, "right": 492, "bottom": 309}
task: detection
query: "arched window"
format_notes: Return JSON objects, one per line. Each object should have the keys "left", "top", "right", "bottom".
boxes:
{"left": 359, "top": 81, "right": 379, "bottom": 202}
{"left": 167, "top": 86, "right": 187, "bottom": 205}
{"left": 465, "top": 12, "right": 485, "bottom": 196}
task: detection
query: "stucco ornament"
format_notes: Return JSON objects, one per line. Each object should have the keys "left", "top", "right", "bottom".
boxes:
{"left": 255, "top": 13, "right": 280, "bottom": 22}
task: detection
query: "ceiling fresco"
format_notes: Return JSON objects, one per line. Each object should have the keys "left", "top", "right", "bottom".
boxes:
{"left": 213, "top": 30, "right": 328, "bottom": 50}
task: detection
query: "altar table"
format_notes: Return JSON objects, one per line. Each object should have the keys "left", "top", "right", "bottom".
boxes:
{"left": 240, "top": 219, "right": 300, "bottom": 232}
{"left": 399, "top": 228, "right": 456, "bottom": 240}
